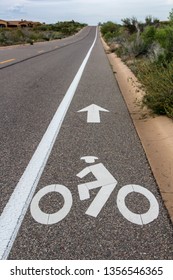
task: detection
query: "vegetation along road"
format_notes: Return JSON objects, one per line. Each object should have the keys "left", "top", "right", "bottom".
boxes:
{"left": 0, "top": 24, "right": 173, "bottom": 259}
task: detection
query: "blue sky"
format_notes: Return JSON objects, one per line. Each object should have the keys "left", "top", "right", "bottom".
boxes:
{"left": 0, "top": 0, "right": 173, "bottom": 25}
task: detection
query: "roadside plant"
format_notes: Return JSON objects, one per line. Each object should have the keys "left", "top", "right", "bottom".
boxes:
{"left": 136, "top": 60, "right": 173, "bottom": 118}
{"left": 168, "top": 8, "right": 173, "bottom": 23}
{"left": 142, "top": 25, "right": 156, "bottom": 46}
{"left": 0, "top": 20, "right": 86, "bottom": 46}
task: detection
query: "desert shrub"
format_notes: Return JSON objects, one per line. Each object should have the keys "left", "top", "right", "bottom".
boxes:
{"left": 136, "top": 60, "right": 173, "bottom": 117}
{"left": 147, "top": 42, "right": 165, "bottom": 63}
{"left": 101, "top": 21, "right": 119, "bottom": 35}
{"left": 26, "top": 38, "right": 34, "bottom": 45}
{"left": 51, "top": 32, "right": 62, "bottom": 39}
{"left": 144, "top": 16, "right": 160, "bottom": 26}
{"left": 0, "top": 21, "right": 86, "bottom": 46}
{"left": 155, "top": 27, "right": 169, "bottom": 47}
{"left": 0, "top": 31, "right": 6, "bottom": 45}
{"left": 101, "top": 21, "right": 121, "bottom": 42}
{"left": 101, "top": 11, "right": 173, "bottom": 118}
{"left": 104, "top": 31, "right": 114, "bottom": 41}
{"left": 121, "top": 17, "right": 136, "bottom": 34}
{"left": 142, "top": 25, "right": 156, "bottom": 45}
{"left": 168, "top": 8, "right": 173, "bottom": 22}
{"left": 155, "top": 26, "right": 173, "bottom": 61}
{"left": 128, "top": 37, "right": 148, "bottom": 57}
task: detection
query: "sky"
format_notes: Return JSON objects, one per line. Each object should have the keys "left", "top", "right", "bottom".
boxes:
{"left": 0, "top": 0, "right": 173, "bottom": 25}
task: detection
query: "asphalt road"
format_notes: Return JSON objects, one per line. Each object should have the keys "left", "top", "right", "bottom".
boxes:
{"left": 0, "top": 26, "right": 173, "bottom": 260}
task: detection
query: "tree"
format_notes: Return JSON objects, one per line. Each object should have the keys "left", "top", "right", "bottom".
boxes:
{"left": 121, "top": 17, "right": 139, "bottom": 34}
{"left": 168, "top": 8, "right": 173, "bottom": 22}
{"left": 145, "top": 16, "right": 159, "bottom": 26}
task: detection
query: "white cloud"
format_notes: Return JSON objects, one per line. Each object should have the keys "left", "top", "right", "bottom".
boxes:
{"left": 8, "top": 4, "right": 24, "bottom": 13}
{"left": 0, "top": 1, "right": 28, "bottom": 19}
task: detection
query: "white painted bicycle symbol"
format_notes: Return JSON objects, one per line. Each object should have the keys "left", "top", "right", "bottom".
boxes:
{"left": 30, "top": 156, "right": 159, "bottom": 226}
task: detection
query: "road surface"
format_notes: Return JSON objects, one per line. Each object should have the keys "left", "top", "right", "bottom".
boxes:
{"left": 0, "top": 26, "right": 173, "bottom": 260}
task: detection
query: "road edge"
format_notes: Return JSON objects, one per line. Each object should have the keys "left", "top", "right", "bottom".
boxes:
{"left": 101, "top": 36, "right": 173, "bottom": 224}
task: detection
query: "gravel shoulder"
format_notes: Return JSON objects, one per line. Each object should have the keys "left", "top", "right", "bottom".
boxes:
{"left": 101, "top": 36, "right": 173, "bottom": 223}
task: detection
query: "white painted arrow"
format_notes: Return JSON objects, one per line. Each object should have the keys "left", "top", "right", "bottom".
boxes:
{"left": 78, "top": 104, "right": 109, "bottom": 123}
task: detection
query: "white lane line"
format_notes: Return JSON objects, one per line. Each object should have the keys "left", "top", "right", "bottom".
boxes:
{"left": 0, "top": 27, "right": 97, "bottom": 260}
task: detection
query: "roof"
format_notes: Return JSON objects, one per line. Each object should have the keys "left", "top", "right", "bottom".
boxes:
{"left": 0, "top": 19, "right": 7, "bottom": 23}
{"left": 7, "top": 21, "right": 20, "bottom": 25}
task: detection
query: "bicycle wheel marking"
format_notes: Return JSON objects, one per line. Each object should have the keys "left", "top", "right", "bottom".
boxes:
{"left": 30, "top": 184, "right": 73, "bottom": 225}
{"left": 117, "top": 184, "right": 159, "bottom": 225}
{"left": 30, "top": 157, "right": 159, "bottom": 226}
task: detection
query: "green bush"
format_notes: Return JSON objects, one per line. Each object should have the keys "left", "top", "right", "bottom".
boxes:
{"left": 101, "top": 21, "right": 120, "bottom": 42}
{"left": 0, "top": 31, "right": 6, "bottom": 45}
{"left": 104, "top": 31, "right": 114, "bottom": 41}
{"left": 136, "top": 60, "right": 173, "bottom": 118}
{"left": 101, "top": 11, "right": 173, "bottom": 118}
{"left": 126, "top": 37, "right": 148, "bottom": 58}
{"left": 142, "top": 25, "right": 156, "bottom": 45}
{"left": 155, "top": 27, "right": 173, "bottom": 61}
{"left": 168, "top": 8, "right": 173, "bottom": 22}
{"left": 155, "top": 27, "right": 169, "bottom": 47}
{"left": 101, "top": 21, "right": 119, "bottom": 35}
{"left": 0, "top": 20, "right": 87, "bottom": 46}
{"left": 26, "top": 38, "right": 34, "bottom": 45}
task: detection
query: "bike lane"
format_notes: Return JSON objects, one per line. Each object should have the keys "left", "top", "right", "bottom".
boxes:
{"left": 7, "top": 30, "right": 173, "bottom": 259}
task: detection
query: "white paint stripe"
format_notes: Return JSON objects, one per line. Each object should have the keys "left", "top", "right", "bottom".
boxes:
{"left": 0, "top": 27, "right": 97, "bottom": 260}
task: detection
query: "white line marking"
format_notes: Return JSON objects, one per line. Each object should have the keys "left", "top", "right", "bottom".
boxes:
{"left": 78, "top": 104, "right": 109, "bottom": 123}
{"left": 0, "top": 27, "right": 97, "bottom": 260}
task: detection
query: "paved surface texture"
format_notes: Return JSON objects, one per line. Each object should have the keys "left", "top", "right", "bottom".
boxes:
{"left": 0, "top": 26, "right": 173, "bottom": 259}
{"left": 0, "top": 26, "right": 95, "bottom": 215}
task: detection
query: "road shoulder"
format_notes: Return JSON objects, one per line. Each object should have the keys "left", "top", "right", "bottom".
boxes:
{"left": 101, "top": 36, "right": 173, "bottom": 223}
